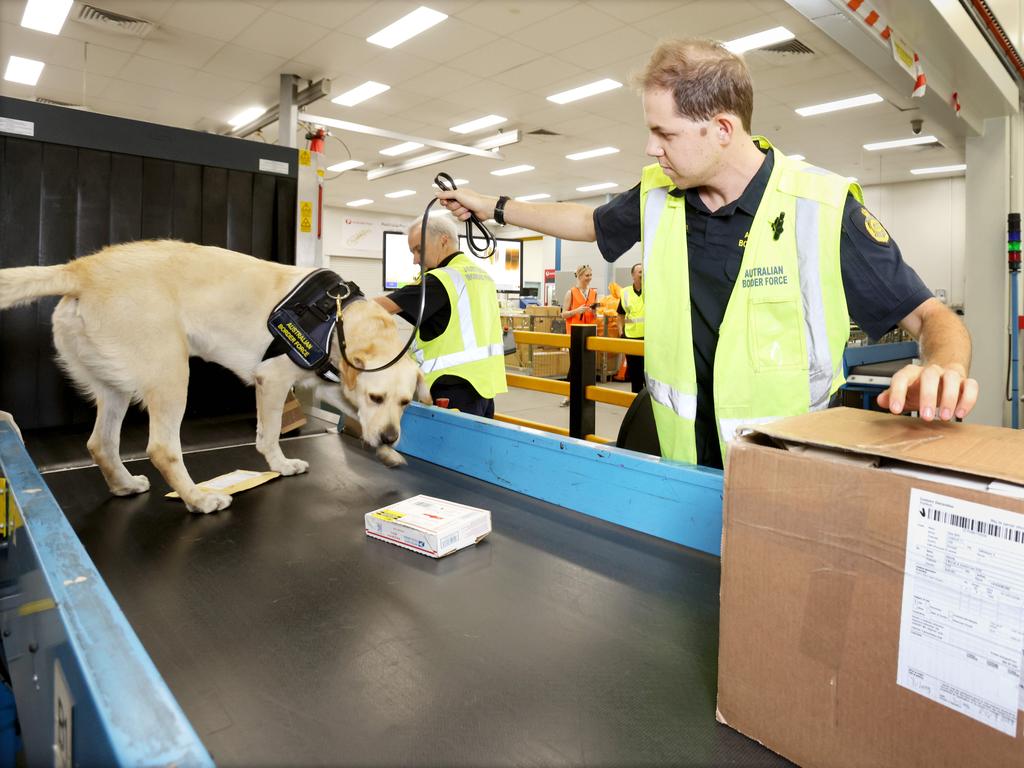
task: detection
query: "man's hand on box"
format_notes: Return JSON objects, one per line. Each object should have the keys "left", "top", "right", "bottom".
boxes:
{"left": 876, "top": 362, "right": 979, "bottom": 421}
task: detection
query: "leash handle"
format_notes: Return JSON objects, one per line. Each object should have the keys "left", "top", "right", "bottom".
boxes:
{"left": 434, "top": 172, "right": 496, "bottom": 259}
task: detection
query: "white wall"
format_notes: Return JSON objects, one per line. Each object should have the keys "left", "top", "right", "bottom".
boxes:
{"left": 860, "top": 176, "right": 966, "bottom": 307}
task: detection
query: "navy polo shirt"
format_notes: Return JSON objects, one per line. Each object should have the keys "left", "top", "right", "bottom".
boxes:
{"left": 593, "top": 149, "right": 932, "bottom": 469}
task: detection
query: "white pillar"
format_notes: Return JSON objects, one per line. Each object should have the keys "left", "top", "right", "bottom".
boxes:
{"left": 964, "top": 116, "right": 1010, "bottom": 426}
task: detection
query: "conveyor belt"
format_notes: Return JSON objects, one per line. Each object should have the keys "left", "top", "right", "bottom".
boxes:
{"left": 42, "top": 431, "right": 790, "bottom": 767}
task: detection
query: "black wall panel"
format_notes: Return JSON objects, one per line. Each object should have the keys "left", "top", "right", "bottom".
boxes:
{"left": 0, "top": 139, "right": 42, "bottom": 430}
{"left": 227, "top": 170, "right": 254, "bottom": 255}
{"left": 0, "top": 100, "right": 298, "bottom": 431}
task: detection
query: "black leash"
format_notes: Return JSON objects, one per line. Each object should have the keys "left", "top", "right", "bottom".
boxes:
{"left": 339, "top": 172, "right": 497, "bottom": 373}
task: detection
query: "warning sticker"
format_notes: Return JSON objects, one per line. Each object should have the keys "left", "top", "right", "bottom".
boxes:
{"left": 300, "top": 201, "right": 313, "bottom": 233}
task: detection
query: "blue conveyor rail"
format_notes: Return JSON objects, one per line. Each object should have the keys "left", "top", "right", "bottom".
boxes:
{"left": 0, "top": 422, "right": 213, "bottom": 767}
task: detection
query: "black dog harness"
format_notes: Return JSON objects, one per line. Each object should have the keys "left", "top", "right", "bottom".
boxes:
{"left": 263, "top": 269, "right": 363, "bottom": 382}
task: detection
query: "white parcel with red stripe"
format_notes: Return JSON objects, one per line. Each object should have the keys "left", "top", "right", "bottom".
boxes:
{"left": 365, "top": 495, "right": 492, "bottom": 558}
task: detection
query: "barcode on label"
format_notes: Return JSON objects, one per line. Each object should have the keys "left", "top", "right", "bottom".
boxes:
{"left": 922, "top": 505, "right": 1024, "bottom": 543}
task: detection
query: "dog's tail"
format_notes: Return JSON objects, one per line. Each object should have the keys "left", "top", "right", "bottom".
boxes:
{"left": 0, "top": 264, "right": 79, "bottom": 310}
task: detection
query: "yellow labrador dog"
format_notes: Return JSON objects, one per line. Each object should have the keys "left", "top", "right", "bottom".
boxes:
{"left": 0, "top": 240, "right": 429, "bottom": 513}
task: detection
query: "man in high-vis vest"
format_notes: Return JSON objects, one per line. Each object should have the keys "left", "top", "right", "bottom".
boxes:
{"left": 437, "top": 38, "right": 978, "bottom": 468}
{"left": 617, "top": 263, "right": 645, "bottom": 394}
{"left": 375, "top": 215, "right": 507, "bottom": 418}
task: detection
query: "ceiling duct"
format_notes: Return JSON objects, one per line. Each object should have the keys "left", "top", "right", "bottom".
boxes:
{"left": 73, "top": 3, "right": 155, "bottom": 38}
{"left": 746, "top": 38, "right": 815, "bottom": 67}
{"left": 35, "top": 97, "right": 89, "bottom": 111}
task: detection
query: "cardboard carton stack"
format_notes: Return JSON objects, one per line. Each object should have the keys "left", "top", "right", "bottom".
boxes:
{"left": 718, "top": 407, "right": 1024, "bottom": 768}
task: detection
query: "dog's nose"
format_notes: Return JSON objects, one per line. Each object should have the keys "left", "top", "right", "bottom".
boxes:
{"left": 380, "top": 427, "right": 399, "bottom": 445}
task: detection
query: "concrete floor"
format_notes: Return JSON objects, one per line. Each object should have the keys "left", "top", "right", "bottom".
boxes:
{"left": 494, "top": 378, "right": 634, "bottom": 442}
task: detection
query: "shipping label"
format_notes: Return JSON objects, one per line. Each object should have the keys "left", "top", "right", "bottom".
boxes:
{"left": 897, "top": 488, "right": 1024, "bottom": 736}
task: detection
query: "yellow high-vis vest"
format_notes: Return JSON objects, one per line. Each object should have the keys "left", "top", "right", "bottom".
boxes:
{"left": 412, "top": 253, "right": 508, "bottom": 399}
{"left": 640, "top": 138, "right": 861, "bottom": 465}
{"left": 620, "top": 285, "right": 645, "bottom": 338}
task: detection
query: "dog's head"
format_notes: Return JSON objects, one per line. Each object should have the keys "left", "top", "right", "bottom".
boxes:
{"left": 338, "top": 301, "right": 431, "bottom": 448}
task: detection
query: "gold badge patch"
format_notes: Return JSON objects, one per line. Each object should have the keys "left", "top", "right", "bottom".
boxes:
{"left": 861, "top": 207, "right": 890, "bottom": 244}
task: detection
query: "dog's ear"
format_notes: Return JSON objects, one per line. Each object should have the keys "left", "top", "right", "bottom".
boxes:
{"left": 415, "top": 370, "right": 432, "bottom": 405}
{"left": 342, "top": 355, "right": 364, "bottom": 390}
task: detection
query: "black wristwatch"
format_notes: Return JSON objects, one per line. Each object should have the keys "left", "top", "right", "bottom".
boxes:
{"left": 494, "top": 195, "right": 510, "bottom": 225}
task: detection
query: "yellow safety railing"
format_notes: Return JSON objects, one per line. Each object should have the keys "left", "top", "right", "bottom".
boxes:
{"left": 495, "top": 326, "right": 644, "bottom": 444}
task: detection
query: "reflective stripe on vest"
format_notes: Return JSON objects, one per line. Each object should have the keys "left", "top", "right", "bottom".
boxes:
{"left": 646, "top": 376, "right": 696, "bottom": 420}
{"left": 419, "top": 342, "right": 505, "bottom": 374}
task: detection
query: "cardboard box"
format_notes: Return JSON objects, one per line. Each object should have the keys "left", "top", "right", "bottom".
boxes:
{"left": 525, "top": 305, "right": 560, "bottom": 317}
{"left": 531, "top": 350, "right": 568, "bottom": 378}
{"left": 364, "top": 495, "right": 491, "bottom": 558}
{"left": 718, "top": 407, "right": 1024, "bottom": 768}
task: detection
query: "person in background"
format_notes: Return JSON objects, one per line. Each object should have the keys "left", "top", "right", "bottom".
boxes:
{"left": 374, "top": 215, "right": 507, "bottom": 418}
{"left": 561, "top": 264, "right": 597, "bottom": 331}
{"left": 558, "top": 264, "right": 598, "bottom": 406}
{"left": 617, "top": 263, "right": 645, "bottom": 394}
{"left": 437, "top": 38, "right": 977, "bottom": 468}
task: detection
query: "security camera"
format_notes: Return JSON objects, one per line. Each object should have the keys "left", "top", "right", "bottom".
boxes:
{"left": 911, "top": 118, "right": 923, "bottom": 135}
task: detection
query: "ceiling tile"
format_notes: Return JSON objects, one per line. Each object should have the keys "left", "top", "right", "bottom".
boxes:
{"left": 457, "top": 0, "right": 577, "bottom": 35}
{"left": 232, "top": 10, "right": 330, "bottom": 60}
{"left": 269, "top": 0, "right": 375, "bottom": 30}
{"left": 398, "top": 65, "right": 482, "bottom": 100}
{"left": 292, "top": 31, "right": 383, "bottom": 76}
{"left": 631, "top": 0, "right": 765, "bottom": 38}
{"left": 203, "top": 43, "right": 285, "bottom": 83}
{"left": 515, "top": 5, "right": 622, "bottom": 54}
{"left": 116, "top": 53, "right": 197, "bottom": 93}
{"left": 555, "top": 26, "right": 658, "bottom": 70}
{"left": 158, "top": 1, "right": 265, "bottom": 42}
{"left": 459, "top": 37, "right": 545, "bottom": 79}
{"left": 585, "top": 0, "right": 695, "bottom": 23}
{"left": 136, "top": 27, "right": 223, "bottom": 68}
{"left": 187, "top": 69, "right": 252, "bottom": 103}
{"left": 490, "top": 56, "right": 583, "bottom": 92}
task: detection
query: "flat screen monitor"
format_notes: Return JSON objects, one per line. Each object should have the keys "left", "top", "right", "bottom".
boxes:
{"left": 382, "top": 231, "right": 524, "bottom": 292}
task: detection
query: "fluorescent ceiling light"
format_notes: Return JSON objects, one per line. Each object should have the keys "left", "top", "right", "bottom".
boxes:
{"left": 327, "top": 160, "right": 363, "bottom": 172}
{"left": 848, "top": 177, "right": 859, "bottom": 182}
{"left": 367, "top": 6, "right": 447, "bottom": 49}
{"left": 21, "top": 0, "right": 72, "bottom": 35}
{"left": 228, "top": 106, "right": 265, "bottom": 128}
{"left": 4, "top": 56, "right": 45, "bottom": 86}
{"left": 547, "top": 78, "right": 621, "bottom": 105}
{"left": 450, "top": 115, "right": 506, "bottom": 134}
{"left": 515, "top": 193, "right": 550, "bottom": 202}
{"left": 796, "top": 93, "right": 883, "bottom": 117}
{"left": 491, "top": 164, "right": 534, "bottom": 176}
{"left": 385, "top": 189, "right": 416, "bottom": 198}
{"left": 724, "top": 26, "right": 795, "bottom": 54}
{"left": 380, "top": 141, "right": 423, "bottom": 156}
{"left": 910, "top": 164, "right": 967, "bottom": 175}
{"left": 788, "top": 154, "right": 805, "bottom": 161}
{"left": 566, "top": 146, "right": 619, "bottom": 161}
{"left": 332, "top": 81, "right": 390, "bottom": 107}
{"left": 576, "top": 182, "right": 618, "bottom": 192}
{"left": 863, "top": 135, "right": 938, "bottom": 151}
{"left": 347, "top": 199, "right": 373, "bottom": 207}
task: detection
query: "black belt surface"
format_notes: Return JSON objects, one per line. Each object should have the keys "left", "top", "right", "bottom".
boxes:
{"left": 43, "top": 432, "right": 792, "bottom": 767}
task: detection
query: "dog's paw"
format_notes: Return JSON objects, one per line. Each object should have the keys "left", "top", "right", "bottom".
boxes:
{"left": 271, "top": 457, "right": 309, "bottom": 476}
{"left": 186, "top": 492, "right": 232, "bottom": 514}
{"left": 111, "top": 474, "right": 150, "bottom": 496}
{"left": 376, "top": 446, "right": 407, "bottom": 468}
